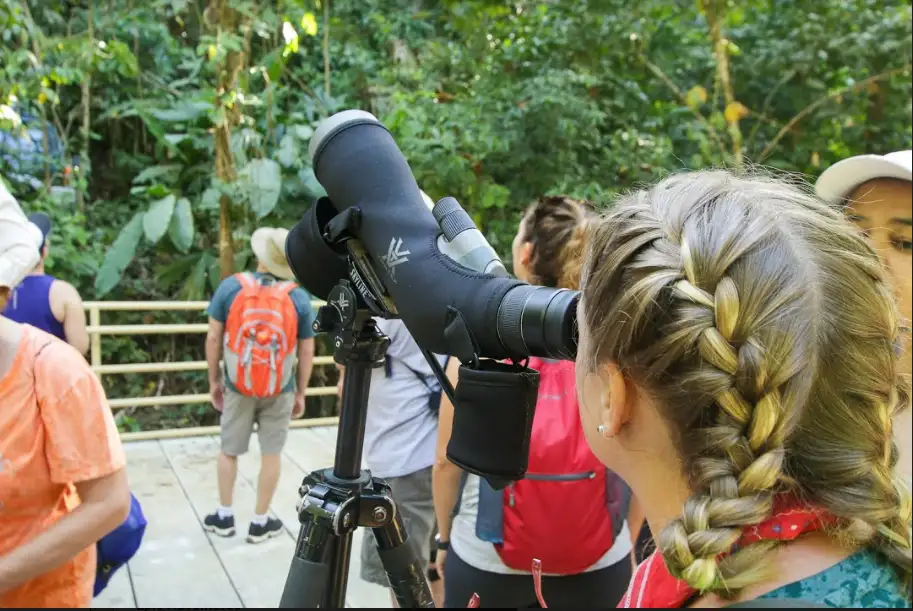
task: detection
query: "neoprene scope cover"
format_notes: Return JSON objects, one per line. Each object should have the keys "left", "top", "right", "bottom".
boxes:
{"left": 446, "top": 360, "right": 541, "bottom": 484}
{"left": 289, "top": 110, "right": 581, "bottom": 362}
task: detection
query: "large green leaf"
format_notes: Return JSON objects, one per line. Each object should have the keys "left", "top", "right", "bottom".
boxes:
{"left": 149, "top": 100, "right": 213, "bottom": 122}
{"left": 200, "top": 187, "right": 221, "bottom": 210}
{"left": 133, "top": 164, "right": 180, "bottom": 186}
{"left": 168, "top": 197, "right": 195, "bottom": 253}
{"left": 278, "top": 134, "right": 299, "bottom": 167}
{"left": 144, "top": 194, "right": 176, "bottom": 244}
{"left": 180, "top": 252, "right": 213, "bottom": 301}
{"left": 95, "top": 213, "right": 144, "bottom": 297}
{"left": 243, "top": 158, "right": 282, "bottom": 218}
{"left": 299, "top": 166, "right": 327, "bottom": 198}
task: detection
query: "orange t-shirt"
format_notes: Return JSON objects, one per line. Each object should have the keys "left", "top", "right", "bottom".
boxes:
{"left": 0, "top": 326, "right": 126, "bottom": 608}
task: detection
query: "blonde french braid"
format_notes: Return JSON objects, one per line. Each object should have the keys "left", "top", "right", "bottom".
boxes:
{"left": 581, "top": 171, "right": 824, "bottom": 597}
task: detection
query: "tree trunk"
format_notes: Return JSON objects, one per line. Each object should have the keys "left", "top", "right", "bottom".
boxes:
{"left": 209, "top": 0, "right": 245, "bottom": 279}
{"left": 702, "top": 0, "right": 743, "bottom": 167}
{"left": 77, "top": 0, "right": 94, "bottom": 211}
{"left": 323, "top": 0, "right": 331, "bottom": 96}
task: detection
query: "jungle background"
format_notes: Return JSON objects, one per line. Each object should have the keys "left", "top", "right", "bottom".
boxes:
{"left": 1, "top": 0, "right": 911, "bottom": 432}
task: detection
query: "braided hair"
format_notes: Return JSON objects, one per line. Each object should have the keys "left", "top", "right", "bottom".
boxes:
{"left": 579, "top": 171, "right": 912, "bottom": 597}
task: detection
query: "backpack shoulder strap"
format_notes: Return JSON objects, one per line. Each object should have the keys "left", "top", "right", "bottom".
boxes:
{"left": 235, "top": 272, "right": 257, "bottom": 290}
{"left": 274, "top": 281, "right": 298, "bottom": 297}
{"left": 394, "top": 355, "right": 449, "bottom": 390}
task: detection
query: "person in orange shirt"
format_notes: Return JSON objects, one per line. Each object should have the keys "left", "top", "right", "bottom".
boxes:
{"left": 0, "top": 179, "right": 132, "bottom": 608}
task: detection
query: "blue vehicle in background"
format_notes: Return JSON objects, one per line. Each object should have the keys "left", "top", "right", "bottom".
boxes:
{"left": 0, "top": 110, "right": 76, "bottom": 203}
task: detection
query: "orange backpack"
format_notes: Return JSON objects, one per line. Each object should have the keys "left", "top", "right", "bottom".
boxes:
{"left": 223, "top": 272, "right": 300, "bottom": 398}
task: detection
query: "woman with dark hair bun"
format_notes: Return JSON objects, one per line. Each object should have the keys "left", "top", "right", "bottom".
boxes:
{"left": 432, "top": 195, "right": 636, "bottom": 608}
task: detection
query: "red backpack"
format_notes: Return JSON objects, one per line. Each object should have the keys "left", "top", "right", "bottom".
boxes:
{"left": 223, "top": 272, "right": 300, "bottom": 398}
{"left": 495, "top": 357, "right": 627, "bottom": 575}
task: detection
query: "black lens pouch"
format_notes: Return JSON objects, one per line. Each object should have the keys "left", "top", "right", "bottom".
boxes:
{"left": 446, "top": 359, "right": 540, "bottom": 489}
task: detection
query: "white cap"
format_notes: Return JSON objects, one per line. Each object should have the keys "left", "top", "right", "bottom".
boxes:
{"left": 815, "top": 150, "right": 912, "bottom": 204}
{"left": 0, "top": 179, "right": 43, "bottom": 289}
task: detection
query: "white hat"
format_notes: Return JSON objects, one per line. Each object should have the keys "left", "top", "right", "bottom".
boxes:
{"left": 250, "top": 227, "right": 295, "bottom": 280}
{"left": 815, "top": 150, "right": 912, "bottom": 205}
{"left": 0, "top": 180, "right": 42, "bottom": 289}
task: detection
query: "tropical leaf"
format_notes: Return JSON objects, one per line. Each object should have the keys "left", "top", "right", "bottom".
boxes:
{"left": 144, "top": 194, "right": 176, "bottom": 244}
{"left": 168, "top": 197, "right": 195, "bottom": 252}
{"left": 242, "top": 158, "right": 282, "bottom": 218}
{"left": 132, "top": 164, "right": 181, "bottom": 186}
{"left": 149, "top": 100, "right": 213, "bottom": 122}
{"left": 95, "top": 213, "right": 144, "bottom": 297}
{"left": 299, "top": 166, "right": 327, "bottom": 198}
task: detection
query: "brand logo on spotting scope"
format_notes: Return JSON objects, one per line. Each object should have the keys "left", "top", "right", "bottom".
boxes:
{"left": 333, "top": 292, "right": 350, "bottom": 314}
{"left": 380, "top": 237, "right": 410, "bottom": 280}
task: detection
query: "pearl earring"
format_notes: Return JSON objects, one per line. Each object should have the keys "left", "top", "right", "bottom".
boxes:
{"left": 597, "top": 424, "right": 612, "bottom": 439}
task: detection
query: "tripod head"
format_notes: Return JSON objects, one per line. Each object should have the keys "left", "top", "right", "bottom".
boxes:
{"left": 316, "top": 280, "right": 389, "bottom": 367}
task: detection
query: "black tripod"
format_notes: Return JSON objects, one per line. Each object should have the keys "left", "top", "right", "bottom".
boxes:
{"left": 279, "top": 280, "right": 435, "bottom": 609}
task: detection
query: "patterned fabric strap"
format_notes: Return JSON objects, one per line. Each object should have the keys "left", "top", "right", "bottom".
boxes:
{"left": 619, "top": 495, "right": 839, "bottom": 609}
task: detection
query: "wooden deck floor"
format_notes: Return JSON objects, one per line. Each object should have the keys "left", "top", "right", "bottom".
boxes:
{"left": 92, "top": 427, "right": 391, "bottom": 609}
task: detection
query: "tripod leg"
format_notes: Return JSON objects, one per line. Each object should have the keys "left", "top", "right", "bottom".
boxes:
{"left": 280, "top": 472, "right": 365, "bottom": 609}
{"left": 279, "top": 508, "right": 333, "bottom": 608}
{"left": 323, "top": 530, "right": 354, "bottom": 608}
{"left": 365, "top": 495, "right": 435, "bottom": 608}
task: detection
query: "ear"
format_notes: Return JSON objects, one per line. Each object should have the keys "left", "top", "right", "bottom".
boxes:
{"left": 598, "top": 362, "right": 632, "bottom": 437}
{"left": 519, "top": 241, "right": 534, "bottom": 268}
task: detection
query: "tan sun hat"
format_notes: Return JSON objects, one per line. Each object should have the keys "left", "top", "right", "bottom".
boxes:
{"left": 251, "top": 227, "right": 295, "bottom": 280}
{"left": 0, "top": 179, "right": 43, "bottom": 289}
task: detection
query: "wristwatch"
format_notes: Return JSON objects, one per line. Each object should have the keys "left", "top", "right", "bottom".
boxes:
{"left": 434, "top": 533, "right": 450, "bottom": 551}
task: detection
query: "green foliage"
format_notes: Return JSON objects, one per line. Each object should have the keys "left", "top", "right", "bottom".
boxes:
{"left": 169, "top": 197, "right": 195, "bottom": 253}
{"left": 1, "top": 0, "right": 910, "bottom": 431}
{"left": 241, "top": 158, "right": 282, "bottom": 218}
{"left": 96, "top": 212, "right": 144, "bottom": 296}
{"left": 143, "top": 194, "right": 176, "bottom": 244}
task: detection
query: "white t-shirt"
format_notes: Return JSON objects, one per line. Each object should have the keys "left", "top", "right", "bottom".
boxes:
{"left": 362, "top": 318, "right": 445, "bottom": 479}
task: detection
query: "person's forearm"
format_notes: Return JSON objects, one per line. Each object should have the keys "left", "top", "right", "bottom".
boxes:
{"left": 67, "top": 324, "right": 90, "bottom": 356}
{"left": 432, "top": 459, "right": 464, "bottom": 542}
{"left": 63, "top": 306, "right": 90, "bottom": 356}
{"left": 297, "top": 340, "right": 314, "bottom": 393}
{"left": 206, "top": 334, "right": 222, "bottom": 384}
{"left": 71, "top": 333, "right": 90, "bottom": 356}
{"left": 0, "top": 495, "right": 126, "bottom": 593}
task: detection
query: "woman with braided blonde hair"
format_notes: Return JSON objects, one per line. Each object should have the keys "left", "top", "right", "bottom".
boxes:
{"left": 576, "top": 170, "right": 911, "bottom": 607}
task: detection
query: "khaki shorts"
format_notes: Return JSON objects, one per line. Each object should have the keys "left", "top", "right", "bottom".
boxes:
{"left": 220, "top": 389, "right": 294, "bottom": 456}
{"left": 360, "top": 466, "right": 435, "bottom": 587}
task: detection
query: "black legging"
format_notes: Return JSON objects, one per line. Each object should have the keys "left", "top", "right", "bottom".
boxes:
{"left": 443, "top": 547, "right": 632, "bottom": 608}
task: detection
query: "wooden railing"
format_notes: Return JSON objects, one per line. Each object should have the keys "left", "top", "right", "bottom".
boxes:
{"left": 84, "top": 300, "right": 339, "bottom": 442}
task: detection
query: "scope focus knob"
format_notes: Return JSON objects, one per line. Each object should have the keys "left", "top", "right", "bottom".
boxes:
{"left": 432, "top": 197, "right": 509, "bottom": 277}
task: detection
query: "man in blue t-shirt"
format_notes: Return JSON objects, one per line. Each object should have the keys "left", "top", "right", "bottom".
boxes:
{"left": 201, "top": 227, "right": 316, "bottom": 544}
